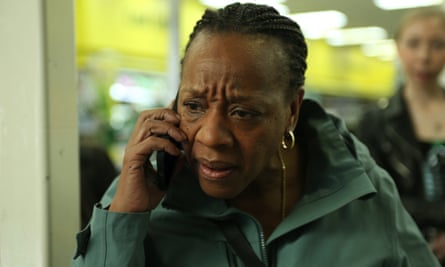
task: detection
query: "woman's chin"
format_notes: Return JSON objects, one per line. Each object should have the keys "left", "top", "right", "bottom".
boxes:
{"left": 199, "top": 179, "right": 241, "bottom": 199}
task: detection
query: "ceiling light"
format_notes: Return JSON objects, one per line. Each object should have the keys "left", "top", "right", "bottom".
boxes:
{"left": 199, "top": 0, "right": 289, "bottom": 14}
{"left": 361, "top": 39, "right": 396, "bottom": 61}
{"left": 373, "top": 0, "right": 444, "bottom": 10}
{"left": 325, "top": 27, "right": 387, "bottom": 46}
{"left": 289, "top": 10, "right": 347, "bottom": 39}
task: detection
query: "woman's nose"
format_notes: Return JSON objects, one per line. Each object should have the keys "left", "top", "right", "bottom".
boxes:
{"left": 417, "top": 44, "right": 432, "bottom": 63}
{"left": 195, "top": 110, "right": 234, "bottom": 148}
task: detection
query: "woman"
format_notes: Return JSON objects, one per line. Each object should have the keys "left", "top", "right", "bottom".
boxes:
{"left": 73, "top": 3, "right": 439, "bottom": 266}
{"left": 356, "top": 8, "right": 445, "bottom": 263}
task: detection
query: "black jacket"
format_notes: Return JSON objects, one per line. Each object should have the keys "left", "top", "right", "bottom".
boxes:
{"left": 356, "top": 88, "right": 445, "bottom": 232}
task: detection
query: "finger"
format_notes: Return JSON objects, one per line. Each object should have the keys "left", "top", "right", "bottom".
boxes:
{"left": 122, "top": 136, "right": 183, "bottom": 188}
{"left": 130, "top": 109, "right": 183, "bottom": 141}
{"left": 141, "top": 135, "right": 183, "bottom": 156}
{"left": 131, "top": 120, "right": 187, "bottom": 147}
{"left": 125, "top": 135, "right": 183, "bottom": 165}
{"left": 129, "top": 109, "right": 178, "bottom": 138}
{"left": 139, "top": 109, "right": 180, "bottom": 124}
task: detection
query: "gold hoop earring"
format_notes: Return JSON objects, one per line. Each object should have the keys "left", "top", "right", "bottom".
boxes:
{"left": 281, "top": 130, "right": 295, "bottom": 150}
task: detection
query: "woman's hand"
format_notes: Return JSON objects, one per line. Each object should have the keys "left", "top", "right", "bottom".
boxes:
{"left": 430, "top": 232, "right": 445, "bottom": 263}
{"left": 109, "top": 108, "right": 187, "bottom": 213}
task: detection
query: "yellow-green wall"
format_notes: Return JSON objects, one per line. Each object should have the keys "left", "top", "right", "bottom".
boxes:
{"left": 75, "top": 0, "right": 396, "bottom": 99}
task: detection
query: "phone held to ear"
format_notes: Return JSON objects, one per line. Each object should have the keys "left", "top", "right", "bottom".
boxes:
{"left": 154, "top": 97, "right": 180, "bottom": 191}
{"left": 155, "top": 137, "right": 181, "bottom": 191}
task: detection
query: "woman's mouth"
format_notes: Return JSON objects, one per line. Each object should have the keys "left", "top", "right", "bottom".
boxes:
{"left": 416, "top": 71, "right": 434, "bottom": 81}
{"left": 197, "top": 160, "right": 235, "bottom": 181}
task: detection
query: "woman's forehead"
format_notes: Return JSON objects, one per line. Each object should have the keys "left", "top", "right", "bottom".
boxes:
{"left": 185, "top": 32, "right": 284, "bottom": 62}
{"left": 402, "top": 17, "right": 445, "bottom": 34}
{"left": 182, "top": 32, "right": 288, "bottom": 86}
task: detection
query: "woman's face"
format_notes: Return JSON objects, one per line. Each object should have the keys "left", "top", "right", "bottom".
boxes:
{"left": 178, "top": 32, "right": 302, "bottom": 199}
{"left": 397, "top": 16, "right": 445, "bottom": 86}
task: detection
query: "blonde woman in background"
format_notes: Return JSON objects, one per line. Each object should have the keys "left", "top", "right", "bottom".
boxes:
{"left": 357, "top": 8, "right": 445, "bottom": 263}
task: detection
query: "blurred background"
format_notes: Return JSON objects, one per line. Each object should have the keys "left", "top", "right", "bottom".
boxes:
{"left": 76, "top": 0, "right": 445, "bottom": 169}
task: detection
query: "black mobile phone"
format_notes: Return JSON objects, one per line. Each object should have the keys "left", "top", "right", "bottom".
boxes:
{"left": 154, "top": 97, "right": 180, "bottom": 191}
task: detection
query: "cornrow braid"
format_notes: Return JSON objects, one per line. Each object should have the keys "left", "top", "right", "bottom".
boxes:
{"left": 182, "top": 2, "right": 308, "bottom": 93}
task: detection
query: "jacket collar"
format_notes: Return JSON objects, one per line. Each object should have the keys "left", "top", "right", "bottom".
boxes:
{"left": 382, "top": 87, "right": 407, "bottom": 120}
{"left": 161, "top": 99, "right": 376, "bottom": 232}
{"left": 384, "top": 86, "right": 445, "bottom": 119}
{"left": 270, "top": 99, "right": 376, "bottom": 241}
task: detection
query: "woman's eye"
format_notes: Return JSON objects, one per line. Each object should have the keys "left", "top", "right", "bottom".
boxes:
{"left": 432, "top": 40, "right": 445, "bottom": 50}
{"left": 406, "top": 39, "right": 419, "bottom": 49}
{"left": 230, "top": 109, "right": 259, "bottom": 119}
{"left": 183, "top": 102, "right": 204, "bottom": 113}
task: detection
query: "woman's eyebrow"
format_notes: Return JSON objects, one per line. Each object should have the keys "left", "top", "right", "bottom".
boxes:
{"left": 180, "top": 87, "right": 267, "bottom": 104}
{"left": 180, "top": 87, "right": 207, "bottom": 96}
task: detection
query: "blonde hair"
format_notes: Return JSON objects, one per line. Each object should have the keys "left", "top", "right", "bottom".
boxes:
{"left": 394, "top": 8, "right": 445, "bottom": 41}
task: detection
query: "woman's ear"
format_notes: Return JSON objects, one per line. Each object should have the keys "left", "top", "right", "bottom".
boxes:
{"left": 288, "top": 89, "right": 304, "bottom": 131}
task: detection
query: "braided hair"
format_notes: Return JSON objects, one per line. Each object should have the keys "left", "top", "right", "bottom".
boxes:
{"left": 181, "top": 2, "right": 308, "bottom": 94}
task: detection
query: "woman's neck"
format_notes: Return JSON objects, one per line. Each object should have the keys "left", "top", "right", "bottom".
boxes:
{"left": 404, "top": 82, "right": 444, "bottom": 106}
{"left": 404, "top": 81, "right": 445, "bottom": 141}
{"left": 229, "top": 144, "right": 305, "bottom": 239}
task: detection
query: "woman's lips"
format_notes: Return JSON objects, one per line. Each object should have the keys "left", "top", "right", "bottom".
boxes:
{"left": 197, "top": 160, "right": 235, "bottom": 180}
{"left": 416, "top": 72, "right": 434, "bottom": 81}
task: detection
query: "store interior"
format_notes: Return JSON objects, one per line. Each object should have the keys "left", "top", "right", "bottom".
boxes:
{"left": 75, "top": 0, "right": 445, "bottom": 169}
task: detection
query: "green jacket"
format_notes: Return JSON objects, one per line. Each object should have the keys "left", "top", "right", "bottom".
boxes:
{"left": 72, "top": 100, "right": 440, "bottom": 267}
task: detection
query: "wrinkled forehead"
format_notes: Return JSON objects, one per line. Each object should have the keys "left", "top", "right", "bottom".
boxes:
{"left": 188, "top": 31, "right": 284, "bottom": 57}
{"left": 181, "top": 31, "right": 289, "bottom": 87}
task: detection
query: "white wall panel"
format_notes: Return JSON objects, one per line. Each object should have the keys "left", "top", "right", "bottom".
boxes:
{"left": 0, "top": 0, "right": 79, "bottom": 266}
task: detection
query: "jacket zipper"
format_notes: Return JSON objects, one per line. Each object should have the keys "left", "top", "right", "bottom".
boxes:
{"left": 259, "top": 230, "right": 269, "bottom": 266}
{"left": 227, "top": 210, "right": 270, "bottom": 266}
